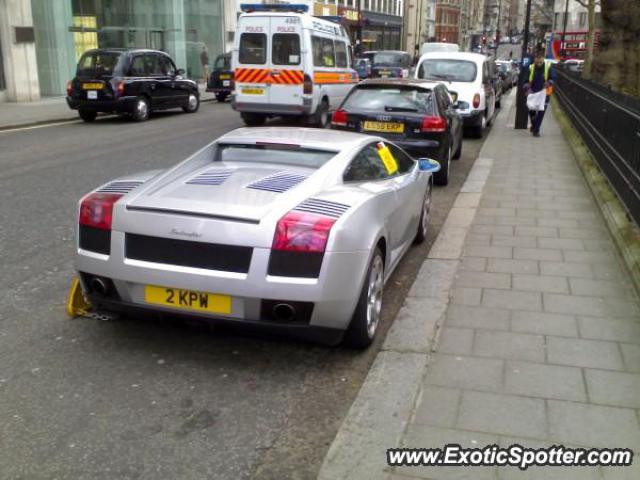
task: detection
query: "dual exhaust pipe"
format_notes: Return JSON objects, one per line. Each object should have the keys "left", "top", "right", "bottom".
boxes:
{"left": 89, "top": 277, "right": 110, "bottom": 297}
{"left": 272, "top": 303, "right": 296, "bottom": 323}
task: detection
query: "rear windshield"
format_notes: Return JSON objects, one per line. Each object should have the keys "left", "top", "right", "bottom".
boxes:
{"left": 343, "top": 87, "right": 434, "bottom": 114}
{"left": 272, "top": 34, "right": 301, "bottom": 65}
{"left": 496, "top": 63, "right": 510, "bottom": 73}
{"left": 214, "top": 55, "right": 231, "bottom": 70}
{"left": 418, "top": 59, "right": 477, "bottom": 82}
{"left": 366, "top": 52, "right": 410, "bottom": 68}
{"left": 217, "top": 144, "right": 336, "bottom": 169}
{"left": 77, "top": 52, "right": 122, "bottom": 76}
{"left": 239, "top": 33, "right": 267, "bottom": 64}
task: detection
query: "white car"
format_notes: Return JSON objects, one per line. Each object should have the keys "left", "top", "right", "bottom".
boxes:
{"left": 415, "top": 52, "right": 497, "bottom": 138}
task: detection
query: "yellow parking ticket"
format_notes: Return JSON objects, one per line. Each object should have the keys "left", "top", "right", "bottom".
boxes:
{"left": 377, "top": 142, "right": 398, "bottom": 175}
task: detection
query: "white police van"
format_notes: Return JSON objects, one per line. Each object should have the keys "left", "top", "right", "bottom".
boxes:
{"left": 231, "top": 3, "right": 358, "bottom": 127}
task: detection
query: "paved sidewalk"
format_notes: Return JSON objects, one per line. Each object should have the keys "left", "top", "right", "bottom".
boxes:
{"left": 0, "top": 83, "right": 217, "bottom": 130}
{"left": 320, "top": 93, "right": 640, "bottom": 480}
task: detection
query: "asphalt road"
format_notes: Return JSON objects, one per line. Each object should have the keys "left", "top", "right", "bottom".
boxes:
{"left": 0, "top": 98, "right": 496, "bottom": 479}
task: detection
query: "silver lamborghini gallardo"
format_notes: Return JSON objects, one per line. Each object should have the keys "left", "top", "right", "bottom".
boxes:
{"left": 71, "top": 127, "right": 440, "bottom": 347}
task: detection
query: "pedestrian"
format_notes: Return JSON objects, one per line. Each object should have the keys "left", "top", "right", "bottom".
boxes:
{"left": 354, "top": 40, "right": 364, "bottom": 58}
{"left": 509, "top": 50, "right": 513, "bottom": 60}
{"left": 524, "top": 51, "right": 555, "bottom": 137}
{"left": 200, "top": 46, "right": 210, "bottom": 84}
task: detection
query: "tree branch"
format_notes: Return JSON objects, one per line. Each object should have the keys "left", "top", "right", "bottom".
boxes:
{"left": 573, "top": 0, "right": 600, "bottom": 8}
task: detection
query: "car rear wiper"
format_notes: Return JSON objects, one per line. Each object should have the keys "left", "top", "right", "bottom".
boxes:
{"left": 384, "top": 106, "right": 418, "bottom": 112}
{"left": 426, "top": 74, "right": 451, "bottom": 81}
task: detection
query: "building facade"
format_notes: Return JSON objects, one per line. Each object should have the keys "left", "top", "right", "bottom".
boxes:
{"left": 314, "top": 0, "right": 404, "bottom": 51}
{"left": 459, "top": 0, "right": 484, "bottom": 50}
{"left": 404, "top": 0, "right": 436, "bottom": 56}
{"left": 552, "top": 0, "right": 601, "bottom": 33}
{"left": 483, "top": 0, "right": 511, "bottom": 40}
{"left": 0, "top": 0, "right": 226, "bottom": 103}
{"left": 435, "top": 0, "right": 461, "bottom": 43}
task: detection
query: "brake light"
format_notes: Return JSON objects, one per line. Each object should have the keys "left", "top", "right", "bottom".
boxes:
{"left": 331, "top": 109, "right": 348, "bottom": 127}
{"left": 66, "top": 80, "right": 73, "bottom": 97}
{"left": 79, "top": 193, "right": 123, "bottom": 231}
{"left": 303, "top": 74, "right": 313, "bottom": 95}
{"left": 272, "top": 211, "right": 336, "bottom": 253}
{"left": 421, "top": 116, "right": 447, "bottom": 132}
{"left": 116, "top": 81, "right": 125, "bottom": 97}
{"left": 473, "top": 93, "right": 481, "bottom": 108}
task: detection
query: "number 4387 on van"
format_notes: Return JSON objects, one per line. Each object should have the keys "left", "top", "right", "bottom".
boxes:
{"left": 231, "top": 3, "right": 358, "bottom": 127}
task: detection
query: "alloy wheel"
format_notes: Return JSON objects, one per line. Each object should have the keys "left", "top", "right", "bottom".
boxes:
{"left": 420, "top": 182, "right": 432, "bottom": 238}
{"left": 366, "top": 255, "right": 384, "bottom": 338}
{"left": 187, "top": 94, "right": 198, "bottom": 111}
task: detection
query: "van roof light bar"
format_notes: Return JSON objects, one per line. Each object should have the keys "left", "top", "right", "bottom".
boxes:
{"left": 240, "top": 3, "right": 309, "bottom": 13}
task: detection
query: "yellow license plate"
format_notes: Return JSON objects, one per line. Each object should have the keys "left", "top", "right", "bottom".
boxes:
{"left": 144, "top": 285, "right": 232, "bottom": 314}
{"left": 363, "top": 121, "right": 404, "bottom": 133}
{"left": 241, "top": 88, "right": 264, "bottom": 95}
{"left": 219, "top": 74, "right": 231, "bottom": 80}
{"left": 82, "top": 83, "right": 103, "bottom": 90}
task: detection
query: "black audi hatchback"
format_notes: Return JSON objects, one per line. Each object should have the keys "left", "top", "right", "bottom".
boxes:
{"left": 330, "top": 79, "right": 463, "bottom": 186}
{"left": 66, "top": 48, "right": 199, "bottom": 122}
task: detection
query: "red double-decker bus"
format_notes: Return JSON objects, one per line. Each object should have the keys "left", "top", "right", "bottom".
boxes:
{"left": 545, "top": 30, "right": 600, "bottom": 61}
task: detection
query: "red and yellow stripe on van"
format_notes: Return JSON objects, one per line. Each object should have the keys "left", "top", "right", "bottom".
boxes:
{"left": 313, "top": 71, "right": 358, "bottom": 85}
{"left": 234, "top": 68, "right": 304, "bottom": 85}
{"left": 269, "top": 70, "right": 304, "bottom": 85}
{"left": 235, "top": 68, "right": 271, "bottom": 84}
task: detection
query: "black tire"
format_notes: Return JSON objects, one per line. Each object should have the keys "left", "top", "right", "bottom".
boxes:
{"left": 309, "top": 98, "right": 330, "bottom": 128}
{"left": 414, "top": 180, "right": 432, "bottom": 244}
{"left": 182, "top": 93, "right": 200, "bottom": 113}
{"left": 78, "top": 109, "right": 97, "bottom": 122}
{"left": 471, "top": 114, "right": 486, "bottom": 138}
{"left": 343, "top": 247, "right": 385, "bottom": 349}
{"left": 453, "top": 137, "right": 462, "bottom": 159}
{"left": 215, "top": 93, "right": 228, "bottom": 103}
{"left": 433, "top": 143, "right": 451, "bottom": 186}
{"left": 241, "top": 112, "right": 267, "bottom": 126}
{"left": 132, "top": 96, "right": 150, "bottom": 122}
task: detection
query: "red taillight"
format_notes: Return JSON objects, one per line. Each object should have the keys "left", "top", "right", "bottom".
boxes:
{"left": 79, "top": 193, "right": 123, "bottom": 230}
{"left": 116, "top": 81, "right": 125, "bottom": 97}
{"left": 473, "top": 93, "right": 481, "bottom": 108}
{"left": 303, "top": 74, "right": 313, "bottom": 95}
{"left": 272, "top": 211, "right": 336, "bottom": 253}
{"left": 421, "top": 116, "right": 447, "bottom": 132}
{"left": 331, "top": 109, "right": 348, "bottom": 127}
{"left": 66, "top": 80, "right": 73, "bottom": 97}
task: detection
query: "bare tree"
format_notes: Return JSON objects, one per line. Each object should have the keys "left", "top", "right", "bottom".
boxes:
{"left": 574, "top": 0, "right": 599, "bottom": 78}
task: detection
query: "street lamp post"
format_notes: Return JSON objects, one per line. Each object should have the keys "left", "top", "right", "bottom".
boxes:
{"left": 561, "top": 0, "right": 570, "bottom": 59}
{"left": 514, "top": 0, "right": 533, "bottom": 129}
{"left": 495, "top": 0, "right": 502, "bottom": 57}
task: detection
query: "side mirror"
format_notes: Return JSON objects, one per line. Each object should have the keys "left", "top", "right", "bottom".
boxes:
{"left": 176, "top": 68, "right": 185, "bottom": 76}
{"left": 418, "top": 158, "right": 441, "bottom": 173}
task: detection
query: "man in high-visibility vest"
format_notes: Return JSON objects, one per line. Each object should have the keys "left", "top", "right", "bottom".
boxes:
{"left": 523, "top": 51, "right": 555, "bottom": 137}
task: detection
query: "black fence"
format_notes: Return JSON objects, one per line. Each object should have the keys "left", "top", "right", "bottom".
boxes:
{"left": 554, "top": 69, "right": 640, "bottom": 225}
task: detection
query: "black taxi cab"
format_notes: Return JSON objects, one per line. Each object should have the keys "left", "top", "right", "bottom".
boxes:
{"left": 66, "top": 48, "right": 200, "bottom": 122}
{"left": 206, "top": 53, "right": 233, "bottom": 102}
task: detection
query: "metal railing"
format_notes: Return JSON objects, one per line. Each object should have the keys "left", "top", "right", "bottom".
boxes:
{"left": 554, "top": 68, "right": 640, "bottom": 225}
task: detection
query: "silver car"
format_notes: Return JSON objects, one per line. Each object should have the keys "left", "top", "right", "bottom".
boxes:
{"left": 71, "top": 127, "right": 440, "bottom": 347}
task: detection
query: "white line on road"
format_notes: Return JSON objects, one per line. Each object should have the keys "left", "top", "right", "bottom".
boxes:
{"left": 0, "top": 120, "right": 81, "bottom": 134}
